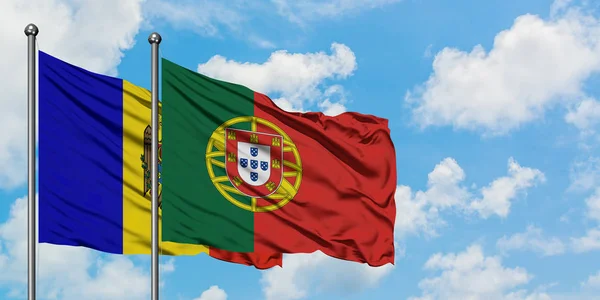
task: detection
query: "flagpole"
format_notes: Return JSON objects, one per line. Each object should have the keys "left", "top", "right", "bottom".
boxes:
{"left": 25, "top": 24, "right": 39, "bottom": 300}
{"left": 148, "top": 32, "right": 162, "bottom": 300}
{"left": 25, "top": 23, "right": 38, "bottom": 300}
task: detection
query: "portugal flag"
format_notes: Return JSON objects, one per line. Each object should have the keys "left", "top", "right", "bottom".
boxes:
{"left": 161, "top": 58, "right": 397, "bottom": 266}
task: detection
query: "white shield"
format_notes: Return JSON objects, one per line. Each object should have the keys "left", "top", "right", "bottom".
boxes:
{"left": 237, "top": 142, "right": 271, "bottom": 186}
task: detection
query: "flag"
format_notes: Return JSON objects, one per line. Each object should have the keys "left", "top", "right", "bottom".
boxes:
{"left": 38, "top": 51, "right": 282, "bottom": 269}
{"left": 161, "top": 58, "right": 397, "bottom": 267}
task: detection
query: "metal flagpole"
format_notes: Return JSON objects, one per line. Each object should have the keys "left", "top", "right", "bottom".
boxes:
{"left": 148, "top": 32, "right": 162, "bottom": 300}
{"left": 24, "top": 23, "right": 39, "bottom": 300}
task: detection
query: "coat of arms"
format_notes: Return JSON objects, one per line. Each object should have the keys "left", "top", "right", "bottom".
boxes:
{"left": 224, "top": 128, "right": 283, "bottom": 197}
{"left": 141, "top": 125, "right": 162, "bottom": 207}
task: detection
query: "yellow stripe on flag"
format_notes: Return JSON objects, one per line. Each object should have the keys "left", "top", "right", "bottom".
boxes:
{"left": 121, "top": 80, "right": 209, "bottom": 255}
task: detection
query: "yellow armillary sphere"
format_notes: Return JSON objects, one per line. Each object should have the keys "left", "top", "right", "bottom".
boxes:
{"left": 205, "top": 116, "right": 302, "bottom": 212}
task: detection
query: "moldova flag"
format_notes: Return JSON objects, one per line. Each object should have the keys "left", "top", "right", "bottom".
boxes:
{"left": 38, "top": 51, "right": 282, "bottom": 269}
{"left": 161, "top": 59, "right": 397, "bottom": 267}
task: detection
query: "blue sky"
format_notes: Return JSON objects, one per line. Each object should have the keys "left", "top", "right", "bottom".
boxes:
{"left": 1, "top": 0, "right": 600, "bottom": 299}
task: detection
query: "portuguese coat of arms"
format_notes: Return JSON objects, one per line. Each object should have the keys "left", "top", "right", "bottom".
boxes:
{"left": 224, "top": 128, "right": 283, "bottom": 197}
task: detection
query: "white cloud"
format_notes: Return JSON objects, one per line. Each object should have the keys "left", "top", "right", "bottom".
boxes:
{"left": 160, "top": 257, "right": 176, "bottom": 273}
{"left": 571, "top": 188, "right": 600, "bottom": 253}
{"left": 144, "top": 0, "right": 244, "bottom": 37}
{"left": 409, "top": 244, "right": 550, "bottom": 300}
{"left": 0, "top": 196, "right": 154, "bottom": 299}
{"left": 395, "top": 157, "right": 545, "bottom": 239}
{"left": 565, "top": 98, "right": 600, "bottom": 135}
{"left": 469, "top": 158, "right": 546, "bottom": 218}
{"left": 571, "top": 228, "right": 600, "bottom": 253}
{"left": 420, "top": 157, "right": 470, "bottom": 209}
{"left": 394, "top": 158, "right": 469, "bottom": 239}
{"left": 550, "top": 0, "right": 574, "bottom": 17}
{"left": 318, "top": 99, "right": 347, "bottom": 116}
{"left": 272, "top": 98, "right": 305, "bottom": 113}
{"left": 504, "top": 291, "right": 553, "bottom": 300}
{"left": 143, "top": 0, "right": 399, "bottom": 47}
{"left": 143, "top": 0, "right": 281, "bottom": 49}
{"left": 317, "top": 85, "right": 348, "bottom": 116}
{"left": 581, "top": 271, "right": 600, "bottom": 289}
{"left": 197, "top": 43, "right": 356, "bottom": 113}
{"left": 271, "top": 0, "right": 401, "bottom": 25}
{"left": 260, "top": 251, "right": 393, "bottom": 300}
{"left": 496, "top": 225, "right": 566, "bottom": 257}
{"left": 194, "top": 285, "right": 228, "bottom": 300}
{"left": 423, "top": 44, "right": 434, "bottom": 58}
{"left": 406, "top": 5, "right": 600, "bottom": 135}
{"left": 569, "top": 156, "right": 600, "bottom": 192}
{"left": 585, "top": 188, "right": 600, "bottom": 222}
{"left": 247, "top": 35, "right": 278, "bottom": 49}
{"left": 0, "top": 0, "right": 144, "bottom": 188}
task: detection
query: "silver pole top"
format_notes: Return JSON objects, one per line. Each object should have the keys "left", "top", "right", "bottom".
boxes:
{"left": 24, "top": 24, "right": 39, "bottom": 36}
{"left": 148, "top": 32, "right": 162, "bottom": 44}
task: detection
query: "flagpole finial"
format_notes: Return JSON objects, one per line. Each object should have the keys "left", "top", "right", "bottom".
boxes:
{"left": 24, "top": 24, "right": 39, "bottom": 36}
{"left": 148, "top": 32, "right": 162, "bottom": 44}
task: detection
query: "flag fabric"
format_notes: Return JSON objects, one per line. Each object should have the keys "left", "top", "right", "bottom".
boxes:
{"left": 161, "top": 58, "right": 397, "bottom": 267}
{"left": 38, "top": 51, "right": 282, "bottom": 269}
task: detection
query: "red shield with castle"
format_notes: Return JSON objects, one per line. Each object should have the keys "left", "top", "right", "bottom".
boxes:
{"left": 225, "top": 128, "right": 283, "bottom": 197}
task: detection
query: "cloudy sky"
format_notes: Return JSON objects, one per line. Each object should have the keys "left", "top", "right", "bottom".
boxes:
{"left": 1, "top": 0, "right": 600, "bottom": 299}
